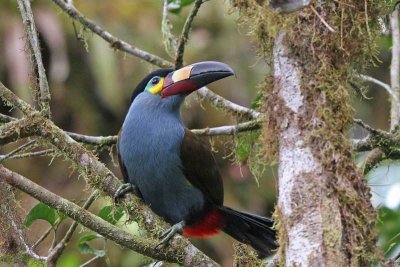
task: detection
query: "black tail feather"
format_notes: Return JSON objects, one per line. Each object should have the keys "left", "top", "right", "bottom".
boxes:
{"left": 219, "top": 206, "right": 277, "bottom": 257}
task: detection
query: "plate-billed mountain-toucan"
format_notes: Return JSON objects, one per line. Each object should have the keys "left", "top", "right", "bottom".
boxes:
{"left": 117, "top": 61, "right": 277, "bottom": 256}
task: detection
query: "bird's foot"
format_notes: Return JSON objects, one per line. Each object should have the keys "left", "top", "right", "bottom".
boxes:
{"left": 156, "top": 221, "right": 186, "bottom": 248}
{"left": 113, "top": 183, "right": 137, "bottom": 202}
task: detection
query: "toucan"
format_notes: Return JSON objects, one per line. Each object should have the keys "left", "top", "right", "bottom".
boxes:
{"left": 116, "top": 61, "right": 277, "bottom": 257}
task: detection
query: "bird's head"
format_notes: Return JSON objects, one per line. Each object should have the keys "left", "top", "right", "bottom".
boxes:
{"left": 131, "top": 61, "right": 235, "bottom": 104}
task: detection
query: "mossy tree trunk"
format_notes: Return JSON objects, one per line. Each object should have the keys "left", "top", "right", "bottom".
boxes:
{"left": 232, "top": 1, "right": 382, "bottom": 266}
{"left": 0, "top": 182, "right": 29, "bottom": 266}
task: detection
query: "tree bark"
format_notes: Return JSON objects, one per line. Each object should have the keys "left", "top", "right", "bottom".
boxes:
{"left": 0, "top": 182, "right": 29, "bottom": 266}
{"left": 273, "top": 32, "right": 346, "bottom": 266}
{"left": 232, "top": 1, "right": 380, "bottom": 266}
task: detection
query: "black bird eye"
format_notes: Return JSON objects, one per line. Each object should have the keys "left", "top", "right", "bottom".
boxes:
{"left": 151, "top": 77, "right": 160, "bottom": 85}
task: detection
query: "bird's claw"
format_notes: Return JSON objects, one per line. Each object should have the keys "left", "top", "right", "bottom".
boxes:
{"left": 113, "top": 183, "right": 137, "bottom": 202}
{"left": 155, "top": 221, "right": 186, "bottom": 249}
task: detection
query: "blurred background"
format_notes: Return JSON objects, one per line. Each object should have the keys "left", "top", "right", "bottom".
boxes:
{"left": 0, "top": 0, "right": 398, "bottom": 266}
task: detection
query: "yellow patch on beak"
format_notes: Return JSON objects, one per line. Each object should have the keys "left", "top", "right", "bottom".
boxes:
{"left": 172, "top": 66, "right": 193, "bottom": 82}
{"left": 148, "top": 77, "right": 164, "bottom": 94}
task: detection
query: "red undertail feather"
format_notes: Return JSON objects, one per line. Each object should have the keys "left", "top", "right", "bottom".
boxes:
{"left": 183, "top": 208, "right": 225, "bottom": 237}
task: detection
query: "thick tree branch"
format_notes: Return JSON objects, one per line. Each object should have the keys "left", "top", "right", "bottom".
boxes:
{"left": 0, "top": 166, "right": 218, "bottom": 266}
{"left": 0, "top": 83, "right": 218, "bottom": 267}
{"left": 17, "top": 0, "right": 51, "bottom": 117}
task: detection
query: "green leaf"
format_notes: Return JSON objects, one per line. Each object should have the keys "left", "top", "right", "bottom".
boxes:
{"left": 56, "top": 210, "right": 68, "bottom": 222}
{"left": 250, "top": 91, "right": 262, "bottom": 109}
{"left": 376, "top": 207, "right": 400, "bottom": 255}
{"left": 167, "top": 0, "right": 195, "bottom": 14}
{"left": 77, "top": 233, "right": 105, "bottom": 257}
{"left": 98, "top": 206, "right": 124, "bottom": 225}
{"left": 24, "top": 203, "right": 56, "bottom": 227}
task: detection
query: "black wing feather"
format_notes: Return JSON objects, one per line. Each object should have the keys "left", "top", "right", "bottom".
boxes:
{"left": 180, "top": 129, "right": 224, "bottom": 205}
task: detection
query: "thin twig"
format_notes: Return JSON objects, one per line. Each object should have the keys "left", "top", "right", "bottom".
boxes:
{"left": 175, "top": 0, "right": 204, "bottom": 68}
{"left": 390, "top": 7, "right": 400, "bottom": 129}
{"left": 80, "top": 255, "right": 102, "bottom": 267}
{"left": 17, "top": 0, "right": 51, "bottom": 117}
{"left": 0, "top": 140, "right": 36, "bottom": 162}
{"left": 191, "top": 118, "right": 262, "bottom": 136}
{"left": 46, "top": 190, "right": 100, "bottom": 265}
{"left": 197, "top": 87, "right": 262, "bottom": 119}
{"left": 357, "top": 74, "right": 396, "bottom": 100}
{"left": 310, "top": 5, "right": 335, "bottom": 33}
{"left": 32, "top": 225, "right": 53, "bottom": 250}
{"left": 4, "top": 149, "right": 55, "bottom": 160}
{"left": 50, "top": 0, "right": 173, "bottom": 68}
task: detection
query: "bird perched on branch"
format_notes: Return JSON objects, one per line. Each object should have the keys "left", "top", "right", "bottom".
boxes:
{"left": 116, "top": 61, "right": 276, "bottom": 256}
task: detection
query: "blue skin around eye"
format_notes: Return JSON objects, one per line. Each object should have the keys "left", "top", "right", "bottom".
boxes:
{"left": 145, "top": 76, "right": 160, "bottom": 91}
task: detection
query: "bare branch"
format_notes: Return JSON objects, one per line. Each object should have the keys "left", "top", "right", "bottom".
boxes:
{"left": 175, "top": 0, "right": 204, "bottom": 68}
{"left": 3, "top": 149, "right": 55, "bottom": 160}
{"left": 0, "top": 83, "right": 218, "bottom": 267}
{"left": 0, "top": 165, "right": 219, "bottom": 266}
{"left": 0, "top": 140, "right": 36, "bottom": 162}
{"left": 46, "top": 190, "right": 100, "bottom": 266}
{"left": 32, "top": 225, "right": 53, "bottom": 250}
{"left": 80, "top": 255, "right": 102, "bottom": 267}
{"left": 390, "top": 7, "right": 400, "bottom": 129}
{"left": 197, "top": 87, "right": 262, "bottom": 119}
{"left": 49, "top": 0, "right": 260, "bottom": 119}
{"left": 357, "top": 74, "right": 396, "bottom": 100}
{"left": 17, "top": 0, "right": 51, "bottom": 117}
{"left": 50, "top": 0, "right": 173, "bottom": 68}
{"left": 191, "top": 119, "right": 261, "bottom": 136}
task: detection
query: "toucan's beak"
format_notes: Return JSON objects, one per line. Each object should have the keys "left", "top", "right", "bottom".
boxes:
{"left": 161, "top": 61, "right": 235, "bottom": 98}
